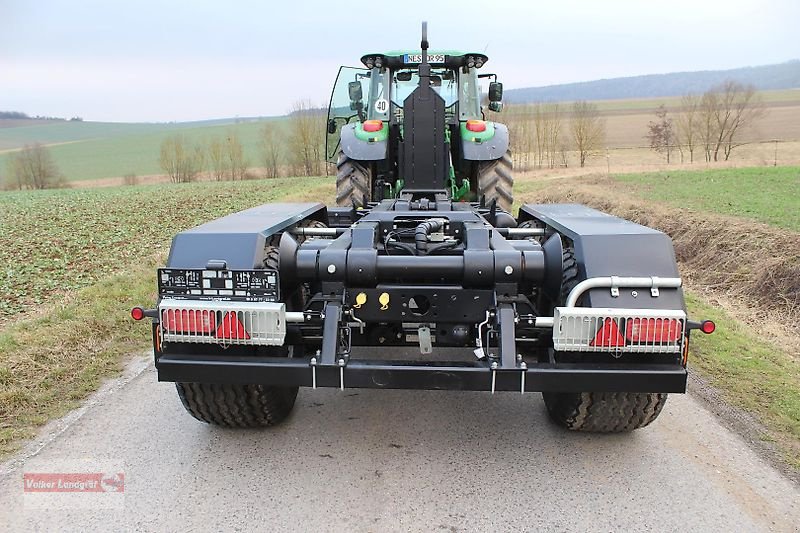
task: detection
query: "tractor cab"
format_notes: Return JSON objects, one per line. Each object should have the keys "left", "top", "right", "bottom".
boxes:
{"left": 326, "top": 45, "right": 510, "bottom": 209}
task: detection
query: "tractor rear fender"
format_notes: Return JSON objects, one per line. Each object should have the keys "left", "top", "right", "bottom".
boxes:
{"left": 461, "top": 122, "right": 509, "bottom": 161}
{"left": 166, "top": 203, "right": 326, "bottom": 270}
{"left": 520, "top": 203, "right": 685, "bottom": 311}
{"left": 340, "top": 123, "right": 387, "bottom": 161}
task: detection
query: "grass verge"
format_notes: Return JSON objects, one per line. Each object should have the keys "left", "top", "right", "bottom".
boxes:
{"left": 613, "top": 166, "right": 800, "bottom": 231}
{"left": 0, "top": 259, "right": 158, "bottom": 460}
{"left": 686, "top": 292, "right": 800, "bottom": 468}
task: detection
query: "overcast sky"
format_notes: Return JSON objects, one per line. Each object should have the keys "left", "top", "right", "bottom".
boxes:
{"left": 2, "top": 0, "right": 798, "bottom": 122}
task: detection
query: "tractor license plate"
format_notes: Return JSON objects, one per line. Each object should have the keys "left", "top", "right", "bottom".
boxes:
{"left": 405, "top": 53, "right": 445, "bottom": 64}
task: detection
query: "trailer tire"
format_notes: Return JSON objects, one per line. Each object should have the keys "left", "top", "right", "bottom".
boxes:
{"left": 477, "top": 150, "right": 514, "bottom": 211}
{"left": 542, "top": 391, "right": 668, "bottom": 432}
{"left": 175, "top": 243, "right": 301, "bottom": 428}
{"left": 336, "top": 151, "right": 371, "bottom": 207}
{"left": 175, "top": 382, "right": 298, "bottom": 428}
{"left": 542, "top": 244, "right": 669, "bottom": 432}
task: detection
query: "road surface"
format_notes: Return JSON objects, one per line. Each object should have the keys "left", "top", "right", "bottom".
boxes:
{"left": 1, "top": 355, "right": 798, "bottom": 532}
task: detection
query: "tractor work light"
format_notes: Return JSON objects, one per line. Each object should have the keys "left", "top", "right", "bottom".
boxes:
{"left": 466, "top": 119, "right": 486, "bottom": 132}
{"left": 363, "top": 120, "right": 384, "bottom": 132}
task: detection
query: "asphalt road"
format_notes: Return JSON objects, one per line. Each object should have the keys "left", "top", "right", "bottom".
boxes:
{"left": 2, "top": 355, "right": 798, "bottom": 532}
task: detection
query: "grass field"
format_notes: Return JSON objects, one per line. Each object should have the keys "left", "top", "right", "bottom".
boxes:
{"left": 0, "top": 168, "right": 798, "bottom": 467}
{"left": 0, "top": 117, "right": 290, "bottom": 183}
{"left": 613, "top": 166, "right": 800, "bottom": 231}
{"left": 0, "top": 177, "right": 329, "bottom": 321}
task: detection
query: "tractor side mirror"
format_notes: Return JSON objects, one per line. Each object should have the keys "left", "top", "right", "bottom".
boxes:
{"left": 327, "top": 118, "right": 337, "bottom": 134}
{"left": 488, "top": 101, "right": 503, "bottom": 113}
{"left": 396, "top": 71, "right": 412, "bottom": 82}
{"left": 348, "top": 81, "right": 363, "bottom": 103}
{"left": 488, "top": 81, "right": 503, "bottom": 103}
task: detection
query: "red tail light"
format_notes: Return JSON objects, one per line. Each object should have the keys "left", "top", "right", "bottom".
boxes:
{"left": 215, "top": 312, "right": 250, "bottom": 340}
{"left": 466, "top": 119, "right": 486, "bottom": 132}
{"left": 363, "top": 120, "right": 383, "bottom": 132}
{"left": 162, "top": 309, "right": 216, "bottom": 334}
{"left": 131, "top": 307, "right": 145, "bottom": 321}
{"left": 626, "top": 318, "right": 682, "bottom": 343}
{"left": 589, "top": 318, "right": 625, "bottom": 347}
{"left": 700, "top": 320, "right": 716, "bottom": 334}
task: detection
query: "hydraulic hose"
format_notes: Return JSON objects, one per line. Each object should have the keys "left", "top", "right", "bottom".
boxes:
{"left": 414, "top": 219, "right": 445, "bottom": 254}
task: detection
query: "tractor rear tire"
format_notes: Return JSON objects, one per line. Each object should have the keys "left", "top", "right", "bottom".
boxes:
{"left": 542, "top": 244, "right": 669, "bottom": 432}
{"left": 542, "top": 392, "right": 668, "bottom": 432}
{"left": 175, "top": 243, "right": 301, "bottom": 428}
{"left": 477, "top": 150, "right": 514, "bottom": 211}
{"left": 336, "top": 151, "right": 371, "bottom": 207}
{"left": 176, "top": 382, "right": 298, "bottom": 428}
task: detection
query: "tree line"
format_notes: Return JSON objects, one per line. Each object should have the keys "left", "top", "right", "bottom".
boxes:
{"left": 647, "top": 80, "right": 764, "bottom": 163}
{"left": 501, "top": 100, "right": 606, "bottom": 169}
{"left": 158, "top": 100, "right": 327, "bottom": 183}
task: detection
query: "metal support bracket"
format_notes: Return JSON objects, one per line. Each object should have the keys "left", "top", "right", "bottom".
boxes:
{"left": 418, "top": 325, "right": 432, "bottom": 354}
{"left": 320, "top": 302, "right": 342, "bottom": 366}
{"left": 497, "top": 304, "right": 517, "bottom": 369}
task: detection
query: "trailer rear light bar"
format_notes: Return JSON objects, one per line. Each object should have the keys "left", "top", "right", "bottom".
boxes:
{"left": 551, "top": 307, "right": 687, "bottom": 354}
{"left": 158, "top": 299, "right": 289, "bottom": 346}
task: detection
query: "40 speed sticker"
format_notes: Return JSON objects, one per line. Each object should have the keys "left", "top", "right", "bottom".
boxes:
{"left": 374, "top": 99, "right": 389, "bottom": 113}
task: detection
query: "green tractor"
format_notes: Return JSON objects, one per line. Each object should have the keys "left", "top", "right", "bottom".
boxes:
{"left": 325, "top": 29, "right": 513, "bottom": 210}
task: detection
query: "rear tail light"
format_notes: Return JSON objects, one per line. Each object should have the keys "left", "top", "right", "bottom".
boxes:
{"left": 589, "top": 318, "right": 625, "bottom": 347}
{"left": 162, "top": 309, "right": 216, "bottom": 335}
{"left": 625, "top": 318, "right": 683, "bottom": 343}
{"left": 700, "top": 320, "right": 716, "bottom": 334}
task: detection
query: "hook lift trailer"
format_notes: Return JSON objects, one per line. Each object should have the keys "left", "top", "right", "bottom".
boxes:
{"left": 133, "top": 24, "right": 714, "bottom": 432}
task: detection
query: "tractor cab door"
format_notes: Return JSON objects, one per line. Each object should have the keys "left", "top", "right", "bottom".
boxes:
{"left": 325, "top": 66, "right": 371, "bottom": 163}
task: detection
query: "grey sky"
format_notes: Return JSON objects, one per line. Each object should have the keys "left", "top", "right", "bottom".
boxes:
{"left": 2, "top": 0, "right": 798, "bottom": 122}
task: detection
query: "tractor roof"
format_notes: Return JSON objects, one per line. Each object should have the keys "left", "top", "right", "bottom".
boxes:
{"left": 360, "top": 51, "right": 489, "bottom": 69}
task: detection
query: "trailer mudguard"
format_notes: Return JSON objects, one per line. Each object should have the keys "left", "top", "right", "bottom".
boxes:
{"left": 166, "top": 203, "right": 326, "bottom": 269}
{"left": 340, "top": 123, "right": 387, "bottom": 161}
{"left": 461, "top": 122, "right": 509, "bottom": 161}
{"left": 519, "top": 203, "right": 685, "bottom": 310}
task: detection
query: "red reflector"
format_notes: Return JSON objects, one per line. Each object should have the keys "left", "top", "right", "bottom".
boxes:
{"left": 131, "top": 307, "right": 145, "bottom": 321}
{"left": 215, "top": 311, "right": 250, "bottom": 340}
{"left": 625, "top": 318, "right": 682, "bottom": 343}
{"left": 163, "top": 309, "right": 216, "bottom": 334}
{"left": 590, "top": 318, "right": 625, "bottom": 347}
{"left": 700, "top": 320, "right": 716, "bottom": 334}
{"left": 363, "top": 120, "right": 383, "bottom": 132}
{"left": 466, "top": 119, "right": 486, "bottom": 132}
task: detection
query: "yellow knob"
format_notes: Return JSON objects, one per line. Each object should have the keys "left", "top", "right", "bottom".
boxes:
{"left": 378, "top": 292, "right": 390, "bottom": 310}
{"left": 354, "top": 292, "right": 367, "bottom": 308}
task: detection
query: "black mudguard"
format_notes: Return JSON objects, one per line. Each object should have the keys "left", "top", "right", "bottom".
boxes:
{"left": 519, "top": 203, "right": 685, "bottom": 311}
{"left": 461, "top": 122, "right": 510, "bottom": 161}
{"left": 166, "top": 203, "right": 326, "bottom": 269}
{"left": 340, "top": 123, "right": 387, "bottom": 161}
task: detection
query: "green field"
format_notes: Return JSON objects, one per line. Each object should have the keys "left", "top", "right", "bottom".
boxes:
{"left": 0, "top": 177, "right": 330, "bottom": 320}
{"left": 613, "top": 166, "right": 800, "bottom": 231}
{"left": 0, "top": 117, "right": 290, "bottom": 182}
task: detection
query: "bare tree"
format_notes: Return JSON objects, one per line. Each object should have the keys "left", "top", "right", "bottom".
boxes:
{"left": 676, "top": 93, "right": 700, "bottom": 163}
{"left": 225, "top": 131, "right": 248, "bottom": 180}
{"left": 259, "top": 124, "right": 282, "bottom": 179}
{"left": 544, "top": 103, "right": 562, "bottom": 168}
{"left": 646, "top": 105, "right": 676, "bottom": 163}
{"left": 288, "top": 100, "right": 325, "bottom": 176}
{"left": 5, "top": 143, "right": 64, "bottom": 189}
{"left": 698, "top": 81, "right": 765, "bottom": 162}
{"left": 159, "top": 134, "right": 203, "bottom": 183}
{"left": 207, "top": 137, "right": 228, "bottom": 181}
{"left": 570, "top": 101, "right": 604, "bottom": 168}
